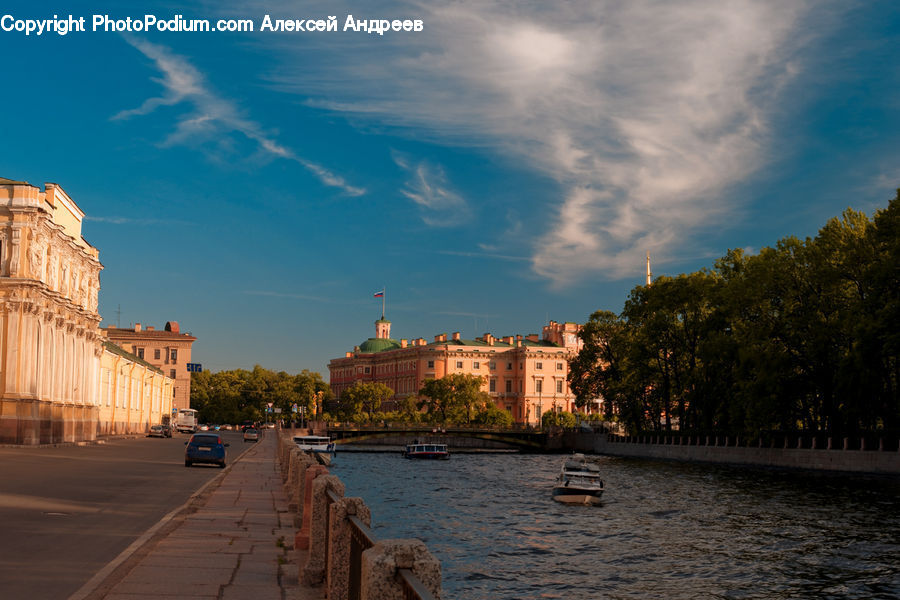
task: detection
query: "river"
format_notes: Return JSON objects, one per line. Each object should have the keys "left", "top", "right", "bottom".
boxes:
{"left": 333, "top": 450, "right": 900, "bottom": 599}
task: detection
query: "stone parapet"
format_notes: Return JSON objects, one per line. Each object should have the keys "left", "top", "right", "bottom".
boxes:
{"left": 276, "top": 429, "right": 441, "bottom": 599}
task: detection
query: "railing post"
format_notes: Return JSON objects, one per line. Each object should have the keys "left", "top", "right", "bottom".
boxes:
{"left": 360, "top": 539, "right": 442, "bottom": 600}
{"left": 302, "top": 474, "right": 345, "bottom": 586}
{"left": 327, "top": 497, "right": 372, "bottom": 600}
{"left": 296, "top": 465, "right": 329, "bottom": 551}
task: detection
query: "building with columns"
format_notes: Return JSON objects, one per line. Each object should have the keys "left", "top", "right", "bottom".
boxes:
{"left": 329, "top": 318, "right": 583, "bottom": 425}
{"left": 0, "top": 177, "right": 177, "bottom": 444}
{"left": 102, "top": 321, "right": 196, "bottom": 412}
{"left": 0, "top": 177, "right": 105, "bottom": 443}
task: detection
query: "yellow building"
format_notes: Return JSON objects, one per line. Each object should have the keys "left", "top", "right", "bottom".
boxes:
{"left": 97, "top": 340, "right": 175, "bottom": 435}
{"left": 329, "top": 319, "right": 583, "bottom": 425}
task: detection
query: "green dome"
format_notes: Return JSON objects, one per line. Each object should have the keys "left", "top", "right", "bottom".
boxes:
{"left": 358, "top": 337, "right": 401, "bottom": 353}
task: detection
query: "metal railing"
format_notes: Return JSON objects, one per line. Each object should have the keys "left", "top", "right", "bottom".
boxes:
{"left": 325, "top": 488, "right": 437, "bottom": 600}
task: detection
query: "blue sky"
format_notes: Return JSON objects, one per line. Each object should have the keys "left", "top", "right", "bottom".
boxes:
{"left": 3, "top": 1, "right": 899, "bottom": 376}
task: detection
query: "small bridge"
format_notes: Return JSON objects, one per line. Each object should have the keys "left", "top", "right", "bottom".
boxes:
{"left": 326, "top": 425, "right": 550, "bottom": 452}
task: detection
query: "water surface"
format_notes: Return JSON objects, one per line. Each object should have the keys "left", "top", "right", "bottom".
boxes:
{"left": 334, "top": 451, "right": 900, "bottom": 599}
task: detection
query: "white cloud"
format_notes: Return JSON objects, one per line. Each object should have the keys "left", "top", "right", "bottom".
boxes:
{"left": 262, "top": 0, "right": 816, "bottom": 285}
{"left": 393, "top": 151, "right": 470, "bottom": 226}
{"left": 115, "top": 37, "right": 364, "bottom": 197}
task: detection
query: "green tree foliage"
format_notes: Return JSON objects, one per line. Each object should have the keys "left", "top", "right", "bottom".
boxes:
{"left": 542, "top": 410, "right": 577, "bottom": 429}
{"left": 571, "top": 191, "right": 900, "bottom": 438}
{"left": 190, "top": 366, "right": 331, "bottom": 424}
{"left": 418, "top": 373, "right": 492, "bottom": 425}
{"left": 339, "top": 381, "right": 394, "bottom": 421}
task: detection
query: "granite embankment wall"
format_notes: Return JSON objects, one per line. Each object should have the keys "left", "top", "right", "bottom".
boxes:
{"left": 277, "top": 432, "right": 441, "bottom": 600}
{"left": 561, "top": 432, "right": 900, "bottom": 475}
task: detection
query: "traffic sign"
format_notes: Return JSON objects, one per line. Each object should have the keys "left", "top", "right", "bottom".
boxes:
{"left": 186, "top": 363, "right": 202, "bottom": 372}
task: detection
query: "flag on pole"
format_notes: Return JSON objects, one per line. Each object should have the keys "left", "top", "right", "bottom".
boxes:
{"left": 373, "top": 290, "right": 384, "bottom": 298}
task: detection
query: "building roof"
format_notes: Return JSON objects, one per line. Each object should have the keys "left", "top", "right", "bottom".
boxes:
{"left": 0, "top": 177, "right": 30, "bottom": 185}
{"left": 358, "top": 337, "right": 401, "bottom": 353}
{"left": 102, "top": 341, "right": 165, "bottom": 375}
{"left": 103, "top": 327, "right": 197, "bottom": 342}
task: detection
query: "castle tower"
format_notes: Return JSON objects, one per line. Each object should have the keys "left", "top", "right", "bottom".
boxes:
{"left": 375, "top": 317, "right": 391, "bottom": 339}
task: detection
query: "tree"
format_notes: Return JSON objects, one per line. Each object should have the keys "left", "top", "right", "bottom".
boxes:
{"left": 418, "top": 373, "right": 489, "bottom": 425}
{"left": 341, "top": 381, "right": 394, "bottom": 421}
{"left": 542, "top": 410, "right": 576, "bottom": 429}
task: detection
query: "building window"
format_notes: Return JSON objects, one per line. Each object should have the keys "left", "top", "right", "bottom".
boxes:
{"left": 364, "top": 367, "right": 370, "bottom": 374}
{"left": 557, "top": 362, "right": 564, "bottom": 370}
{"left": 154, "top": 349, "right": 161, "bottom": 360}
{"left": 170, "top": 349, "right": 177, "bottom": 363}
{"left": 427, "top": 360, "right": 434, "bottom": 368}
{"left": 473, "top": 361, "right": 480, "bottom": 369}
{"left": 536, "top": 362, "right": 543, "bottom": 370}
{"left": 506, "top": 362, "right": 512, "bottom": 370}
{"left": 536, "top": 379, "right": 543, "bottom": 394}
{"left": 456, "top": 361, "right": 463, "bottom": 369}
{"left": 489, "top": 362, "right": 496, "bottom": 370}
{"left": 136, "top": 348, "right": 144, "bottom": 359}
{"left": 557, "top": 380, "right": 564, "bottom": 394}
{"left": 170, "top": 369, "right": 176, "bottom": 379}
{"left": 505, "top": 380, "right": 512, "bottom": 393}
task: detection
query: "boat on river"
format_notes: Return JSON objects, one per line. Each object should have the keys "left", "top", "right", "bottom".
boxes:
{"left": 402, "top": 442, "right": 450, "bottom": 459}
{"left": 552, "top": 454, "right": 604, "bottom": 505}
{"left": 293, "top": 435, "right": 336, "bottom": 453}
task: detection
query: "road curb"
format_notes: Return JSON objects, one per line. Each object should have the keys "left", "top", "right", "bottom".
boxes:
{"left": 67, "top": 438, "right": 259, "bottom": 600}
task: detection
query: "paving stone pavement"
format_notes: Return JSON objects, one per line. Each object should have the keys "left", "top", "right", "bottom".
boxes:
{"left": 89, "top": 433, "right": 323, "bottom": 600}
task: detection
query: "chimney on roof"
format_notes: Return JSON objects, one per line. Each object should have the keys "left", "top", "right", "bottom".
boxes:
{"left": 526, "top": 334, "right": 539, "bottom": 343}
{"left": 345, "top": 352, "right": 352, "bottom": 358}
{"left": 146, "top": 326, "right": 155, "bottom": 331}
{"left": 135, "top": 323, "right": 141, "bottom": 332}
{"left": 435, "top": 333, "right": 446, "bottom": 343}
{"left": 401, "top": 339, "right": 408, "bottom": 348}
{"left": 452, "top": 332, "right": 461, "bottom": 341}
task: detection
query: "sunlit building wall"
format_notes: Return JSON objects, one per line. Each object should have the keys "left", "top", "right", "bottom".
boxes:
{"left": 329, "top": 319, "right": 583, "bottom": 425}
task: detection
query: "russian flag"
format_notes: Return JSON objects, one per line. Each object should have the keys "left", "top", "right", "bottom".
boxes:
{"left": 373, "top": 290, "right": 384, "bottom": 298}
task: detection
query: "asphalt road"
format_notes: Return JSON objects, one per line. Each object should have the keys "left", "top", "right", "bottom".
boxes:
{"left": 0, "top": 430, "right": 251, "bottom": 599}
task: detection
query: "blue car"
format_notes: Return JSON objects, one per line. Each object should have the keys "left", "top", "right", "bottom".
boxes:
{"left": 184, "top": 433, "right": 229, "bottom": 468}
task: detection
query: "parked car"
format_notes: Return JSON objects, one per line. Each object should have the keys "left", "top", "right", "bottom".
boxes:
{"left": 184, "top": 433, "right": 229, "bottom": 468}
{"left": 243, "top": 428, "right": 260, "bottom": 443}
{"left": 147, "top": 425, "right": 166, "bottom": 438}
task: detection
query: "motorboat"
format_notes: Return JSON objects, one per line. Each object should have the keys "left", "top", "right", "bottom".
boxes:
{"left": 293, "top": 435, "right": 336, "bottom": 454}
{"left": 552, "top": 454, "right": 604, "bottom": 505}
{"left": 402, "top": 442, "right": 450, "bottom": 459}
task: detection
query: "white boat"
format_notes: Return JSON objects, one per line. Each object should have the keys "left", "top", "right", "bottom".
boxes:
{"left": 293, "top": 435, "right": 336, "bottom": 454}
{"left": 552, "top": 454, "right": 604, "bottom": 505}
{"left": 402, "top": 442, "right": 450, "bottom": 460}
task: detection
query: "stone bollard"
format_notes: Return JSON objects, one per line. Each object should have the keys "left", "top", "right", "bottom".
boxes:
{"left": 827, "top": 437, "right": 833, "bottom": 450}
{"left": 326, "top": 497, "right": 372, "bottom": 600}
{"left": 302, "top": 474, "right": 346, "bottom": 586}
{"left": 294, "top": 453, "right": 318, "bottom": 526}
{"left": 296, "top": 465, "right": 329, "bottom": 551}
{"left": 360, "top": 539, "right": 442, "bottom": 600}
{"left": 843, "top": 437, "right": 849, "bottom": 451}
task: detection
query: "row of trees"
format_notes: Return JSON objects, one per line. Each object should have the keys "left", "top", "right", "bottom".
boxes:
{"left": 569, "top": 192, "right": 900, "bottom": 438}
{"left": 190, "top": 366, "right": 332, "bottom": 425}
{"left": 331, "top": 374, "right": 515, "bottom": 427}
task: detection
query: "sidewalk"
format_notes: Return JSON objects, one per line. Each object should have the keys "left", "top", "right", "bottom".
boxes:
{"left": 77, "top": 433, "right": 322, "bottom": 600}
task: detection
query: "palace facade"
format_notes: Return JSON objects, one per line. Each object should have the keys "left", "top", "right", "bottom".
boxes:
{"left": 328, "top": 318, "right": 583, "bottom": 425}
{"left": 0, "top": 177, "right": 177, "bottom": 444}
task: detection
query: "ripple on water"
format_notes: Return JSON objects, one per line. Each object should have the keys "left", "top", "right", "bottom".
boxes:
{"left": 334, "top": 452, "right": 900, "bottom": 600}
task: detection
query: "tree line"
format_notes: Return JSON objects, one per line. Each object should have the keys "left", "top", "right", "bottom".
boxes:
{"left": 190, "top": 366, "right": 331, "bottom": 425}
{"left": 569, "top": 191, "right": 900, "bottom": 439}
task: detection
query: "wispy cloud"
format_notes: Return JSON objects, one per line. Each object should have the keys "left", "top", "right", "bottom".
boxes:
{"left": 393, "top": 151, "right": 470, "bottom": 226}
{"left": 115, "top": 37, "right": 364, "bottom": 196}
{"left": 437, "top": 250, "right": 529, "bottom": 262}
{"left": 85, "top": 215, "right": 177, "bottom": 226}
{"left": 264, "top": 0, "right": 819, "bottom": 285}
